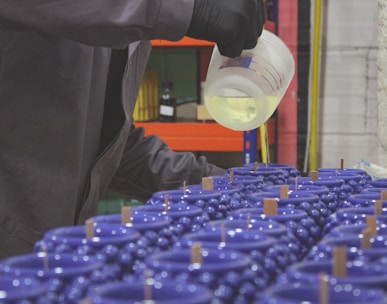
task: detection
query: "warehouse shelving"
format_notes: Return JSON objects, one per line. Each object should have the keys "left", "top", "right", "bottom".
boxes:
{"left": 143, "top": 2, "right": 281, "bottom": 163}
{"left": 135, "top": 119, "right": 276, "bottom": 153}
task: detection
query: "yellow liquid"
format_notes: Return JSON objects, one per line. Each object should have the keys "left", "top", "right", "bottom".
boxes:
{"left": 205, "top": 95, "right": 280, "bottom": 131}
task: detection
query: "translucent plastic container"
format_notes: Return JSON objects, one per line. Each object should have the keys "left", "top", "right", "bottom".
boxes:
{"left": 204, "top": 29, "right": 295, "bottom": 131}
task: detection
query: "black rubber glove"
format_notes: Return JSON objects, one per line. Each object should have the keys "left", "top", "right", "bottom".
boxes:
{"left": 187, "top": 0, "right": 265, "bottom": 58}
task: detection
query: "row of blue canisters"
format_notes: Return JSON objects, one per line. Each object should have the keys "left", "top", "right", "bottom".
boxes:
{"left": 305, "top": 185, "right": 387, "bottom": 265}
{"left": 267, "top": 179, "right": 387, "bottom": 303}
{"left": 0, "top": 163, "right": 386, "bottom": 303}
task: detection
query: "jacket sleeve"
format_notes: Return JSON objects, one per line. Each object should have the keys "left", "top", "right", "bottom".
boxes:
{"left": 0, "top": 0, "right": 194, "bottom": 48}
{"left": 108, "top": 126, "right": 226, "bottom": 201}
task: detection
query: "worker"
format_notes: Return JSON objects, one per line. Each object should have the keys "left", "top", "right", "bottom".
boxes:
{"left": 0, "top": 0, "right": 265, "bottom": 259}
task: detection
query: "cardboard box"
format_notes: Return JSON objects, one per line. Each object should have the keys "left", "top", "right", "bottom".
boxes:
{"left": 197, "top": 104, "right": 214, "bottom": 121}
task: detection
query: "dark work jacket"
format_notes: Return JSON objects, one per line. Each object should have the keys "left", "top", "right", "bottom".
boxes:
{"left": 0, "top": 0, "right": 224, "bottom": 259}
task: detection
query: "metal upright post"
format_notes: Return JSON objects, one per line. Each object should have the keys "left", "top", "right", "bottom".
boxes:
{"left": 243, "top": 130, "right": 257, "bottom": 164}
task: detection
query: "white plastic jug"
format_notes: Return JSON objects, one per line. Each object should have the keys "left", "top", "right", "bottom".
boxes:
{"left": 203, "top": 29, "right": 295, "bottom": 131}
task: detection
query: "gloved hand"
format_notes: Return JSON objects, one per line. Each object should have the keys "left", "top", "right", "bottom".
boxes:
{"left": 186, "top": 0, "right": 265, "bottom": 58}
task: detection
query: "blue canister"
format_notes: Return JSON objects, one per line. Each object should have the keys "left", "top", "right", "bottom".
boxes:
{"left": 259, "top": 282, "right": 386, "bottom": 304}
{"left": 34, "top": 223, "right": 140, "bottom": 279}
{"left": 147, "top": 189, "right": 229, "bottom": 220}
{"left": 87, "top": 279, "right": 214, "bottom": 304}
{"left": 144, "top": 247, "right": 263, "bottom": 304}
{"left": 0, "top": 253, "right": 104, "bottom": 304}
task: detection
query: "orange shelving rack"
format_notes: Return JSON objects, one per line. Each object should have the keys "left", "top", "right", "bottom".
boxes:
{"left": 134, "top": 119, "right": 275, "bottom": 152}
{"left": 151, "top": 37, "right": 214, "bottom": 47}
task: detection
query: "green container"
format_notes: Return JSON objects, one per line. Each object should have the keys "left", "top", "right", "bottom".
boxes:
{"left": 97, "top": 191, "right": 145, "bottom": 215}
